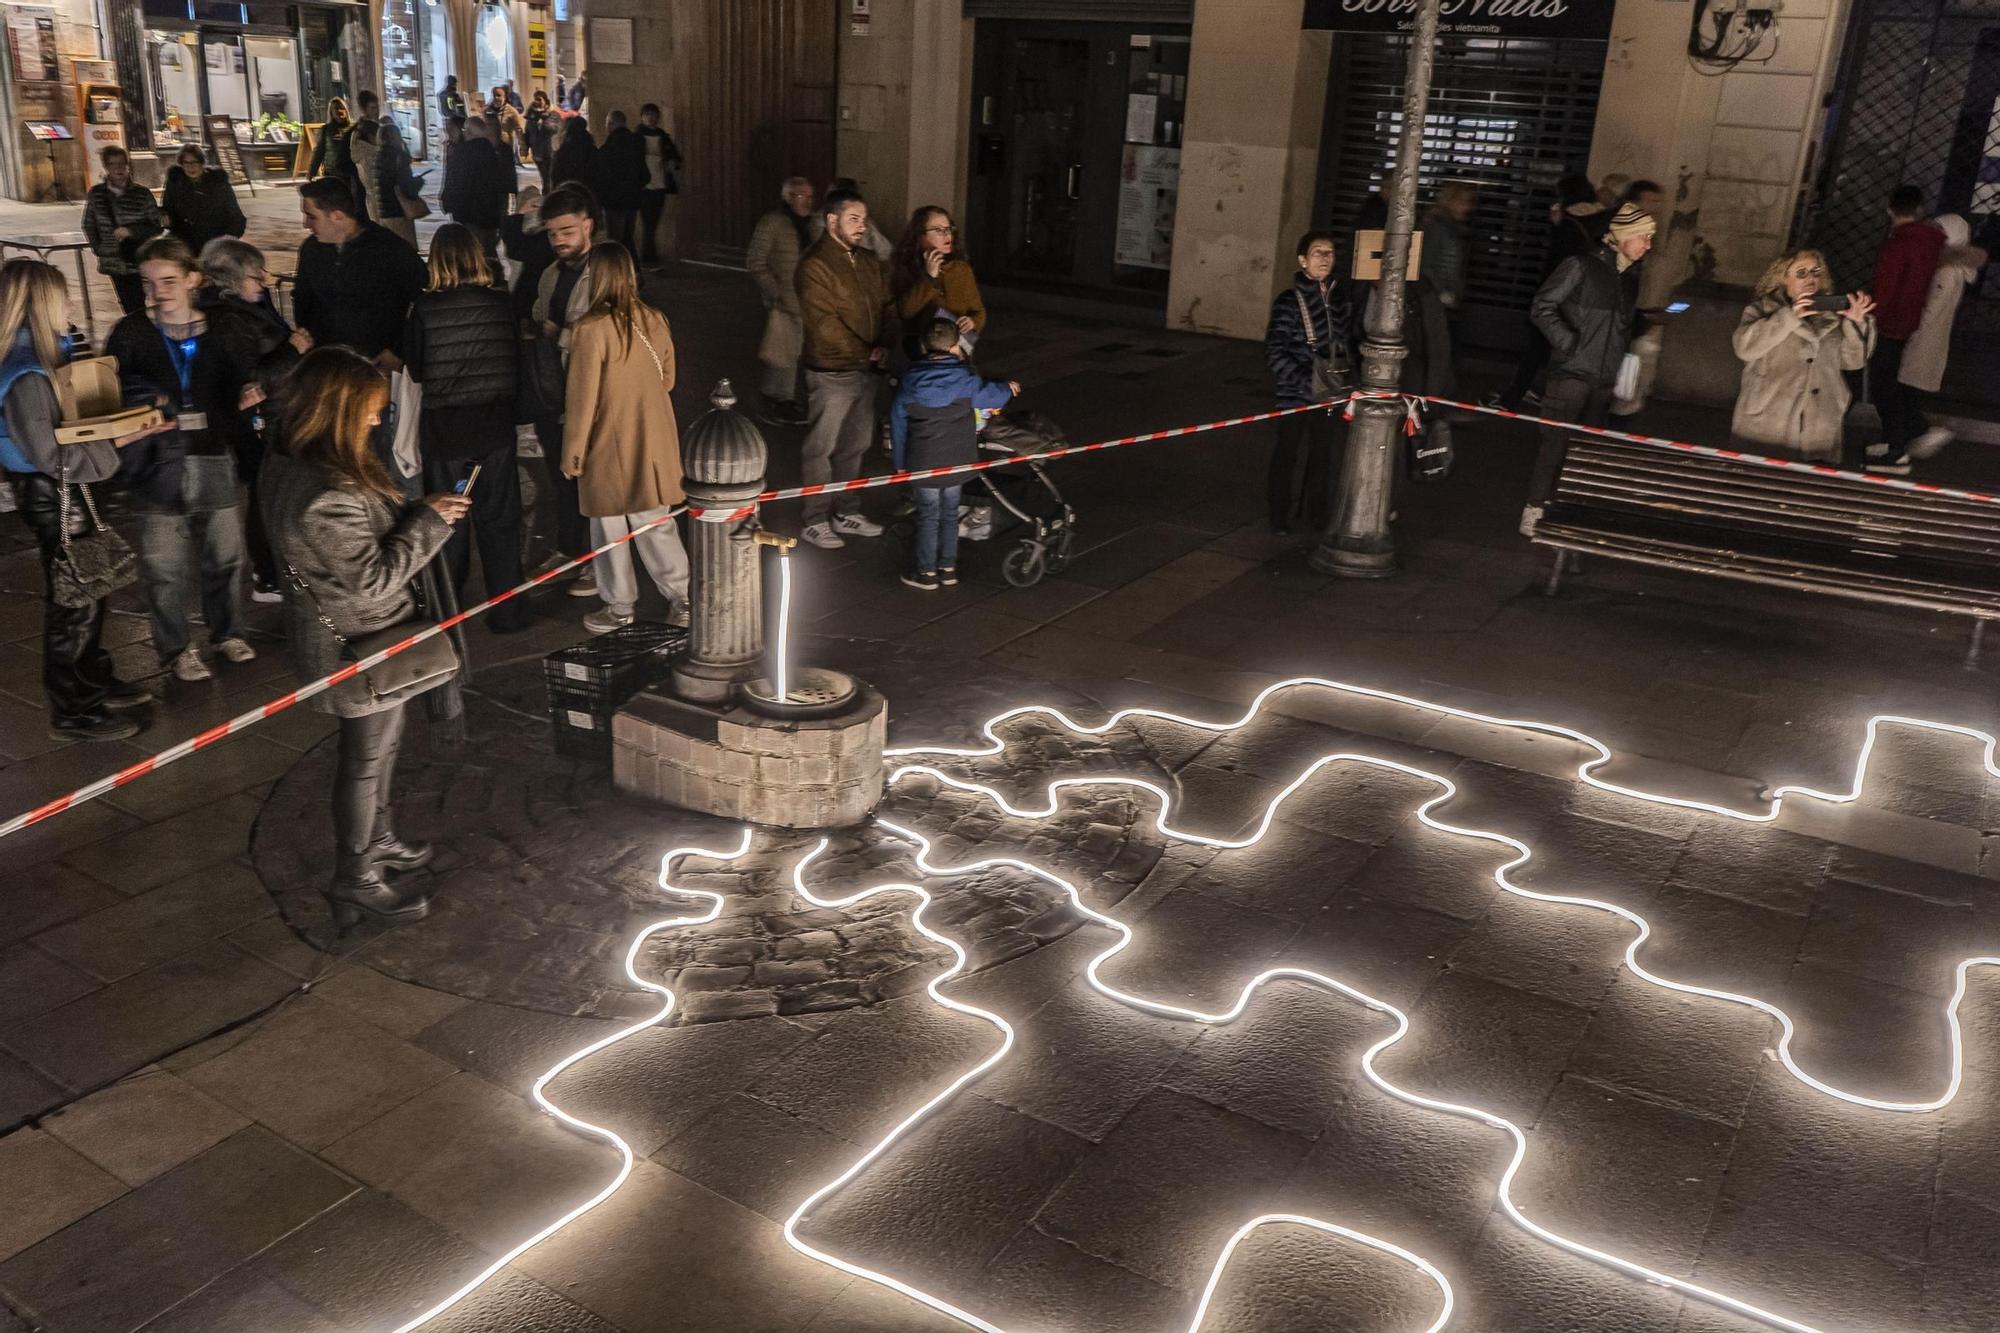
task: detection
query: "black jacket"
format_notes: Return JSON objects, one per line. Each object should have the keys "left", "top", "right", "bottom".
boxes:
{"left": 202, "top": 289, "right": 299, "bottom": 472}
{"left": 1264, "top": 271, "right": 1350, "bottom": 408}
{"left": 108, "top": 310, "right": 237, "bottom": 508}
{"left": 162, "top": 167, "right": 245, "bottom": 254}
{"left": 400, "top": 286, "right": 517, "bottom": 459}
{"left": 81, "top": 182, "right": 162, "bottom": 276}
{"left": 1530, "top": 243, "right": 1638, "bottom": 387}
{"left": 294, "top": 223, "right": 428, "bottom": 359}
{"left": 595, "top": 127, "right": 647, "bottom": 209}
{"left": 635, "top": 124, "right": 682, "bottom": 194}
{"left": 446, "top": 138, "right": 509, "bottom": 230}
{"left": 501, "top": 215, "right": 557, "bottom": 324}
{"left": 550, "top": 131, "right": 597, "bottom": 193}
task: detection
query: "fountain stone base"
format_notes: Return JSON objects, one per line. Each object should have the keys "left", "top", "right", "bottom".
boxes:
{"left": 612, "top": 681, "right": 887, "bottom": 829}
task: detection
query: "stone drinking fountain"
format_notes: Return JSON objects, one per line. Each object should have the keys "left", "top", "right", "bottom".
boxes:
{"left": 612, "top": 381, "right": 887, "bottom": 828}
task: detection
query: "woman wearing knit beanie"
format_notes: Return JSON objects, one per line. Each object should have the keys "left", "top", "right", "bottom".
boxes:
{"left": 1520, "top": 203, "right": 1654, "bottom": 532}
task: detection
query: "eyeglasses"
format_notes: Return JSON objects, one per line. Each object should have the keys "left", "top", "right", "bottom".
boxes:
{"left": 1790, "top": 266, "right": 1824, "bottom": 278}
{"left": 924, "top": 225, "right": 958, "bottom": 236}
{"left": 1305, "top": 248, "right": 1337, "bottom": 259}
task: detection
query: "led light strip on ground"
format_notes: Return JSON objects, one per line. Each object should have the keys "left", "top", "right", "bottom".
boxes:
{"left": 784, "top": 819, "right": 1835, "bottom": 1333}
{"left": 388, "top": 830, "right": 755, "bottom": 1333}
{"left": 890, "top": 679, "right": 2000, "bottom": 1114}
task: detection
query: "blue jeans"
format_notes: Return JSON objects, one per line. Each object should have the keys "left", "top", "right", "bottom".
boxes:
{"left": 137, "top": 456, "right": 245, "bottom": 663}
{"left": 912, "top": 485, "right": 961, "bottom": 574}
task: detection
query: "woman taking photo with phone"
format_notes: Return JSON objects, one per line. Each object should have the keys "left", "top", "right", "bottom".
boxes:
{"left": 1731, "top": 248, "right": 1875, "bottom": 462}
{"left": 0, "top": 259, "right": 162, "bottom": 740}
{"left": 400, "top": 223, "right": 527, "bottom": 632}
{"left": 262, "top": 347, "right": 469, "bottom": 930}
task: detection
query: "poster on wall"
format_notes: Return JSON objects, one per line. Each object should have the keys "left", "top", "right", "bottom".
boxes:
{"left": 1302, "top": 0, "right": 1615, "bottom": 41}
{"left": 1115, "top": 144, "right": 1180, "bottom": 271}
{"left": 529, "top": 22, "right": 549, "bottom": 81}
{"left": 6, "top": 6, "right": 59, "bottom": 82}
{"left": 589, "top": 17, "right": 633, "bottom": 65}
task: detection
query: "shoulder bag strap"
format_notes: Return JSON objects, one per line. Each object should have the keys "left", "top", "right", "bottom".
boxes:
{"left": 633, "top": 320, "right": 666, "bottom": 384}
{"left": 283, "top": 560, "right": 354, "bottom": 652}
{"left": 1294, "top": 289, "right": 1319, "bottom": 354}
{"left": 56, "top": 443, "right": 72, "bottom": 557}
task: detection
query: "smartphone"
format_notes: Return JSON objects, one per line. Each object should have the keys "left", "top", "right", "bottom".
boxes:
{"left": 1810, "top": 291, "right": 1847, "bottom": 313}
{"left": 1664, "top": 301, "right": 1691, "bottom": 314}
{"left": 454, "top": 463, "right": 482, "bottom": 497}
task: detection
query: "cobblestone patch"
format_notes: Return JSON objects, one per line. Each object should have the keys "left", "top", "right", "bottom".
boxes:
{"left": 251, "top": 638, "right": 1168, "bottom": 1021}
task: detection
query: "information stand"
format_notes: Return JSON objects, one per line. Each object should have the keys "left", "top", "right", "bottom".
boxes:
{"left": 201, "top": 114, "right": 254, "bottom": 192}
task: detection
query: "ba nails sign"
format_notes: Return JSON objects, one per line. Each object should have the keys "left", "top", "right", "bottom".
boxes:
{"left": 1302, "top": 0, "right": 1614, "bottom": 40}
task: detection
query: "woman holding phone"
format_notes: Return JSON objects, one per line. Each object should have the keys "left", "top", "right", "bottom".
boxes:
{"left": 1731, "top": 248, "right": 1875, "bottom": 462}
{"left": 400, "top": 224, "right": 528, "bottom": 632}
{"left": 261, "top": 347, "right": 469, "bottom": 929}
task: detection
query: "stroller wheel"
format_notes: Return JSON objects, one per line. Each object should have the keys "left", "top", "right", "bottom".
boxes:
{"left": 1045, "top": 521, "right": 1076, "bottom": 574}
{"left": 1002, "top": 541, "right": 1047, "bottom": 588}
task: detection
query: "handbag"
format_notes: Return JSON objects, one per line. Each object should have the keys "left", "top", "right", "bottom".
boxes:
{"left": 1295, "top": 288, "right": 1352, "bottom": 400}
{"left": 389, "top": 370, "right": 423, "bottom": 479}
{"left": 1612, "top": 350, "right": 1642, "bottom": 403}
{"left": 48, "top": 460, "right": 137, "bottom": 610}
{"left": 396, "top": 188, "right": 432, "bottom": 220}
{"left": 1408, "top": 415, "right": 1454, "bottom": 483}
{"left": 284, "top": 561, "right": 459, "bottom": 707}
{"left": 514, "top": 334, "right": 566, "bottom": 423}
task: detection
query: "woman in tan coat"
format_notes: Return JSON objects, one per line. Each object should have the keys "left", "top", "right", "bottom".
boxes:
{"left": 1731, "top": 248, "right": 1874, "bottom": 463}
{"left": 560, "top": 242, "right": 690, "bottom": 634}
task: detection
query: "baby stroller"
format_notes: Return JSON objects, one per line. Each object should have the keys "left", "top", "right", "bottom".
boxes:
{"left": 960, "top": 407, "right": 1078, "bottom": 587}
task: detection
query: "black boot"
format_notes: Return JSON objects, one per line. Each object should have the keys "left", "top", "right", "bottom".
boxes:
{"left": 325, "top": 856, "right": 430, "bottom": 933}
{"left": 369, "top": 829, "right": 434, "bottom": 874}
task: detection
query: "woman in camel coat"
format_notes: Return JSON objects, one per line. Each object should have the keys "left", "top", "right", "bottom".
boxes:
{"left": 561, "top": 241, "right": 689, "bottom": 634}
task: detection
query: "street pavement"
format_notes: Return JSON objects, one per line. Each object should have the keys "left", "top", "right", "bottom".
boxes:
{"left": 1, "top": 181, "right": 1999, "bottom": 1332}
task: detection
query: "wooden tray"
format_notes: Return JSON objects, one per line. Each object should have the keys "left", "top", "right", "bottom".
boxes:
{"left": 55, "top": 405, "right": 161, "bottom": 444}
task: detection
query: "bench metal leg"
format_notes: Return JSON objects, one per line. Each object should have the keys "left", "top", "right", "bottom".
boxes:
{"left": 1969, "top": 620, "right": 1987, "bottom": 670}
{"left": 1543, "top": 550, "right": 1568, "bottom": 597}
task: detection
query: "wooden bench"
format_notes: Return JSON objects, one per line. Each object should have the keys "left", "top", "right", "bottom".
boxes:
{"left": 1526, "top": 435, "right": 2000, "bottom": 665}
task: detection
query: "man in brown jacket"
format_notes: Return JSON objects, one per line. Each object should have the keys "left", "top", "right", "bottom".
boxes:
{"left": 794, "top": 187, "right": 890, "bottom": 549}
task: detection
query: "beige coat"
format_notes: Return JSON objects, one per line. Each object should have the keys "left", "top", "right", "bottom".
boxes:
{"left": 561, "top": 306, "right": 684, "bottom": 517}
{"left": 1900, "top": 214, "right": 1983, "bottom": 393}
{"left": 1730, "top": 297, "right": 1873, "bottom": 460}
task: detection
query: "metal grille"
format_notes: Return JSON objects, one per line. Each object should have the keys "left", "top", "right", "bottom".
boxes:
{"left": 965, "top": 1, "right": 1193, "bottom": 18}
{"left": 1806, "top": 0, "right": 2000, "bottom": 330}
{"left": 1316, "top": 34, "right": 1606, "bottom": 343}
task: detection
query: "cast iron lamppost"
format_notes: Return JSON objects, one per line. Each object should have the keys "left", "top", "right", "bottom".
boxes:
{"left": 1312, "top": 0, "right": 1443, "bottom": 579}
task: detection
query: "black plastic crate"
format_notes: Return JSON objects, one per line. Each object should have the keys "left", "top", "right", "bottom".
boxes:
{"left": 542, "top": 622, "right": 687, "bottom": 698}
{"left": 547, "top": 681, "right": 616, "bottom": 764}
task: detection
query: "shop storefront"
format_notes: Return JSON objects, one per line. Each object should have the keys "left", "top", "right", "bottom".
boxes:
{"left": 965, "top": 8, "right": 1193, "bottom": 310}
{"left": 379, "top": 0, "right": 439, "bottom": 158}
{"left": 113, "top": 0, "right": 367, "bottom": 181}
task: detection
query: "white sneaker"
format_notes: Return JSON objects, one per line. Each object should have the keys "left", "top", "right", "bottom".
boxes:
{"left": 801, "top": 522, "right": 845, "bottom": 550}
{"left": 1908, "top": 427, "right": 1953, "bottom": 460}
{"left": 249, "top": 584, "right": 282, "bottom": 604}
{"left": 171, "top": 647, "right": 213, "bottom": 682}
{"left": 215, "top": 638, "right": 257, "bottom": 664}
{"left": 568, "top": 572, "right": 600, "bottom": 598}
{"left": 831, "top": 512, "right": 884, "bottom": 538}
{"left": 583, "top": 607, "right": 633, "bottom": 634}
{"left": 665, "top": 602, "right": 690, "bottom": 629}
{"left": 1866, "top": 454, "right": 1912, "bottom": 475}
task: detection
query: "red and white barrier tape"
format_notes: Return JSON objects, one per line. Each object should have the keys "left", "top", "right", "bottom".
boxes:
{"left": 6, "top": 388, "right": 1996, "bottom": 839}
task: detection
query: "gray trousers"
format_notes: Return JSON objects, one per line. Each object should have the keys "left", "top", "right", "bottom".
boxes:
{"left": 801, "top": 369, "right": 878, "bottom": 524}
{"left": 590, "top": 505, "right": 690, "bottom": 617}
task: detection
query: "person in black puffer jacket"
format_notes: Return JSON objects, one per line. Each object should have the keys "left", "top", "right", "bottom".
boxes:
{"left": 161, "top": 145, "right": 246, "bottom": 255}
{"left": 1522, "top": 202, "right": 1653, "bottom": 522}
{"left": 399, "top": 224, "right": 529, "bottom": 632}
{"left": 1263, "top": 230, "right": 1350, "bottom": 535}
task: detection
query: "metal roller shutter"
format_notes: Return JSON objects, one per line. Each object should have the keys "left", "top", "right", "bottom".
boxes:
{"left": 1318, "top": 34, "right": 1608, "bottom": 344}
{"left": 964, "top": 1, "right": 1194, "bottom": 20}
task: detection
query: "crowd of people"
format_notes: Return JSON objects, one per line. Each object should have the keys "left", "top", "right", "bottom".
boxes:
{"left": 1261, "top": 167, "right": 1981, "bottom": 536}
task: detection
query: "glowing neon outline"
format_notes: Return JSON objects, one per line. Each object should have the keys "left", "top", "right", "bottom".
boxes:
{"left": 782, "top": 828, "right": 1457, "bottom": 1333}
{"left": 387, "top": 830, "right": 756, "bottom": 1333}
{"left": 887, "top": 678, "right": 2000, "bottom": 1115}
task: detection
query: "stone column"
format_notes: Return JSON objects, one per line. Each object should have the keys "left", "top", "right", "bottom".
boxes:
{"left": 671, "top": 381, "right": 768, "bottom": 705}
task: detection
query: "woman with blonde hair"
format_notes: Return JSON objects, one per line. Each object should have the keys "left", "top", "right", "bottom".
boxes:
{"left": 0, "top": 259, "right": 162, "bottom": 738}
{"left": 1731, "top": 248, "right": 1875, "bottom": 462}
{"left": 399, "top": 223, "right": 528, "bottom": 631}
{"left": 261, "top": 347, "right": 469, "bottom": 928}
{"left": 560, "top": 241, "right": 689, "bottom": 633}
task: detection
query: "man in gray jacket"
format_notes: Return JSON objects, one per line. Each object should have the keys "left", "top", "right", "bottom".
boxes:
{"left": 527, "top": 185, "right": 598, "bottom": 591}
{"left": 746, "top": 177, "right": 815, "bottom": 425}
{"left": 1521, "top": 202, "right": 1653, "bottom": 530}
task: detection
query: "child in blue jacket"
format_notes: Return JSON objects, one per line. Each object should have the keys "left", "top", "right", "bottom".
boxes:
{"left": 889, "top": 319, "right": 1017, "bottom": 589}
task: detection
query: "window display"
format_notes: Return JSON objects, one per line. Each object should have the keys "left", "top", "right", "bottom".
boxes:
{"left": 476, "top": 3, "right": 514, "bottom": 96}
{"left": 380, "top": 0, "right": 428, "bottom": 153}
{"left": 145, "top": 29, "right": 201, "bottom": 146}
